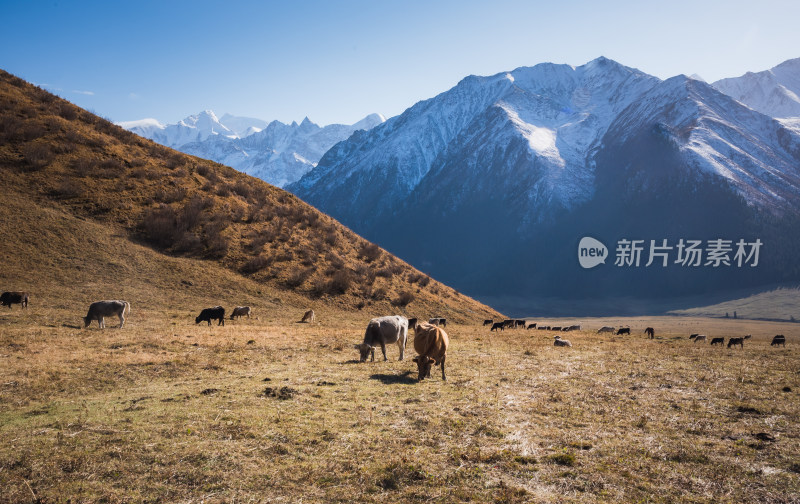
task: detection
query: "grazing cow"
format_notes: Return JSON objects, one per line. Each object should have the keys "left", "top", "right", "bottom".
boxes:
{"left": 727, "top": 337, "right": 745, "bottom": 349}
{"left": 710, "top": 337, "right": 725, "bottom": 346}
{"left": 597, "top": 326, "right": 615, "bottom": 334}
{"left": 644, "top": 327, "right": 655, "bottom": 339}
{"left": 514, "top": 320, "right": 526, "bottom": 329}
{"left": 527, "top": 322, "right": 537, "bottom": 330}
{"left": 771, "top": 335, "right": 786, "bottom": 347}
{"left": 428, "top": 317, "right": 447, "bottom": 327}
{"left": 0, "top": 291, "right": 29, "bottom": 309}
{"left": 354, "top": 315, "right": 408, "bottom": 362}
{"left": 196, "top": 306, "right": 225, "bottom": 326}
{"left": 300, "top": 309, "right": 315, "bottom": 323}
{"left": 689, "top": 333, "right": 699, "bottom": 340}
{"left": 483, "top": 319, "right": 493, "bottom": 326}
{"left": 551, "top": 326, "right": 562, "bottom": 331}
{"left": 553, "top": 335, "right": 572, "bottom": 347}
{"left": 567, "top": 324, "right": 581, "bottom": 331}
{"left": 616, "top": 327, "right": 631, "bottom": 335}
{"left": 84, "top": 300, "right": 130, "bottom": 329}
{"left": 412, "top": 321, "right": 449, "bottom": 381}
{"left": 693, "top": 334, "right": 707, "bottom": 343}
{"left": 538, "top": 326, "right": 550, "bottom": 331}
{"left": 490, "top": 321, "right": 504, "bottom": 332}
{"left": 503, "top": 319, "right": 515, "bottom": 329}
{"left": 230, "top": 306, "right": 251, "bottom": 320}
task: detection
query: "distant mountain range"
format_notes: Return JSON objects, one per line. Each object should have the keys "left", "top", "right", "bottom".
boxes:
{"left": 119, "top": 111, "right": 385, "bottom": 187}
{"left": 288, "top": 57, "right": 800, "bottom": 313}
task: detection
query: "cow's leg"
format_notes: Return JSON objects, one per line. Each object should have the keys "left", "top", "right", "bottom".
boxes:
{"left": 119, "top": 312, "right": 125, "bottom": 328}
{"left": 440, "top": 355, "right": 446, "bottom": 381}
{"left": 220, "top": 317, "right": 224, "bottom": 326}
{"left": 380, "top": 342, "right": 388, "bottom": 361}
{"left": 369, "top": 347, "right": 375, "bottom": 362}
{"left": 99, "top": 317, "right": 105, "bottom": 329}
{"left": 398, "top": 339, "right": 405, "bottom": 361}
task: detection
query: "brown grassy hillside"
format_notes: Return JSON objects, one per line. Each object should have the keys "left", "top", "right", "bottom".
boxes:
{"left": 0, "top": 69, "right": 500, "bottom": 322}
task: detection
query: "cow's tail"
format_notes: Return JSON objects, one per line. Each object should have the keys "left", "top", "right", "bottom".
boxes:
{"left": 124, "top": 301, "right": 131, "bottom": 316}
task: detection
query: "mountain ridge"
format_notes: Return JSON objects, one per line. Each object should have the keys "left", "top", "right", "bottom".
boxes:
{"left": 119, "top": 110, "right": 386, "bottom": 188}
{"left": 288, "top": 57, "right": 800, "bottom": 307}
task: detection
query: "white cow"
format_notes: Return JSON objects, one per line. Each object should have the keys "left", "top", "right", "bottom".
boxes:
{"left": 84, "top": 300, "right": 130, "bottom": 328}
{"left": 354, "top": 315, "right": 409, "bottom": 362}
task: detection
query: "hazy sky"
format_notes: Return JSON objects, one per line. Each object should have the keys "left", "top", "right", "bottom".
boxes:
{"left": 2, "top": 0, "right": 798, "bottom": 126}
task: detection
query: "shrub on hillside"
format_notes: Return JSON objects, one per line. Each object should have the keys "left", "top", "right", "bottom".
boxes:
{"left": 285, "top": 267, "right": 315, "bottom": 288}
{"left": 241, "top": 255, "right": 271, "bottom": 274}
{"left": 142, "top": 204, "right": 179, "bottom": 249}
{"left": 359, "top": 242, "right": 382, "bottom": 263}
{"left": 21, "top": 142, "right": 53, "bottom": 170}
{"left": 393, "top": 291, "right": 415, "bottom": 307}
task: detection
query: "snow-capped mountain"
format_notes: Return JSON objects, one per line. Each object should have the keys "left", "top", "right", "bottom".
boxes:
{"left": 119, "top": 111, "right": 385, "bottom": 187}
{"left": 119, "top": 110, "right": 237, "bottom": 148}
{"left": 289, "top": 57, "right": 800, "bottom": 303}
{"left": 713, "top": 58, "right": 800, "bottom": 119}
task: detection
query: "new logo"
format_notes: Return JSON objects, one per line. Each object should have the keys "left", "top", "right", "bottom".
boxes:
{"left": 578, "top": 237, "right": 608, "bottom": 269}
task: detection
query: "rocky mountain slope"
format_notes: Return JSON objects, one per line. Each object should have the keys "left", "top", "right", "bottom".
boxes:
{"left": 289, "top": 57, "right": 800, "bottom": 309}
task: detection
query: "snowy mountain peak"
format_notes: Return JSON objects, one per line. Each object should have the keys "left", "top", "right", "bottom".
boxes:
{"left": 713, "top": 57, "right": 800, "bottom": 118}
{"left": 352, "top": 113, "right": 386, "bottom": 131}
{"left": 120, "top": 109, "right": 385, "bottom": 188}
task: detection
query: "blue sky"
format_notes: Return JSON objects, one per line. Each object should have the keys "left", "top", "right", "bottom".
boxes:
{"left": 2, "top": 0, "right": 799, "bottom": 126}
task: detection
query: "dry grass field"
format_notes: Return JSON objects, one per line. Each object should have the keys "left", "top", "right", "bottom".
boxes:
{"left": 2, "top": 309, "right": 798, "bottom": 503}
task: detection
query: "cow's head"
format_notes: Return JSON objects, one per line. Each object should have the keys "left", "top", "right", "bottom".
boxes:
{"left": 194, "top": 316, "right": 201, "bottom": 324}
{"left": 412, "top": 355, "right": 435, "bottom": 381}
{"left": 354, "top": 343, "right": 373, "bottom": 362}
{"left": 83, "top": 316, "right": 91, "bottom": 328}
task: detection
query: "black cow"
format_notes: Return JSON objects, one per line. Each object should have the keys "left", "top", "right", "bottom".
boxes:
{"left": 527, "top": 322, "right": 537, "bottom": 329}
{"left": 196, "top": 306, "right": 225, "bottom": 326}
{"left": 429, "top": 317, "right": 447, "bottom": 327}
{"left": 490, "top": 322, "right": 504, "bottom": 332}
{"left": 644, "top": 327, "right": 655, "bottom": 339}
{"left": 1, "top": 291, "right": 29, "bottom": 309}
{"left": 483, "top": 319, "right": 493, "bottom": 326}
{"left": 727, "top": 337, "right": 745, "bottom": 349}
{"left": 771, "top": 335, "right": 786, "bottom": 347}
{"left": 616, "top": 327, "right": 631, "bottom": 335}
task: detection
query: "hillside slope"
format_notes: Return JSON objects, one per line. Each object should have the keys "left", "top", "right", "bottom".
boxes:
{"left": 0, "top": 69, "right": 500, "bottom": 323}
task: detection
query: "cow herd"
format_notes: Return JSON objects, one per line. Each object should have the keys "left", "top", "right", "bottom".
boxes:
{"left": 2, "top": 289, "right": 791, "bottom": 380}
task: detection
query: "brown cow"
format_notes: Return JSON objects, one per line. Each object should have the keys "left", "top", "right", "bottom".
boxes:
{"left": 0, "top": 291, "right": 29, "bottom": 309}
{"left": 412, "top": 321, "right": 449, "bottom": 381}
{"left": 300, "top": 309, "right": 315, "bottom": 323}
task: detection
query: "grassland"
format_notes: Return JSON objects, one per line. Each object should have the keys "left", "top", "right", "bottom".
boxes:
{"left": 669, "top": 286, "right": 800, "bottom": 322}
{"left": 1, "top": 309, "right": 798, "bottom": 503}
